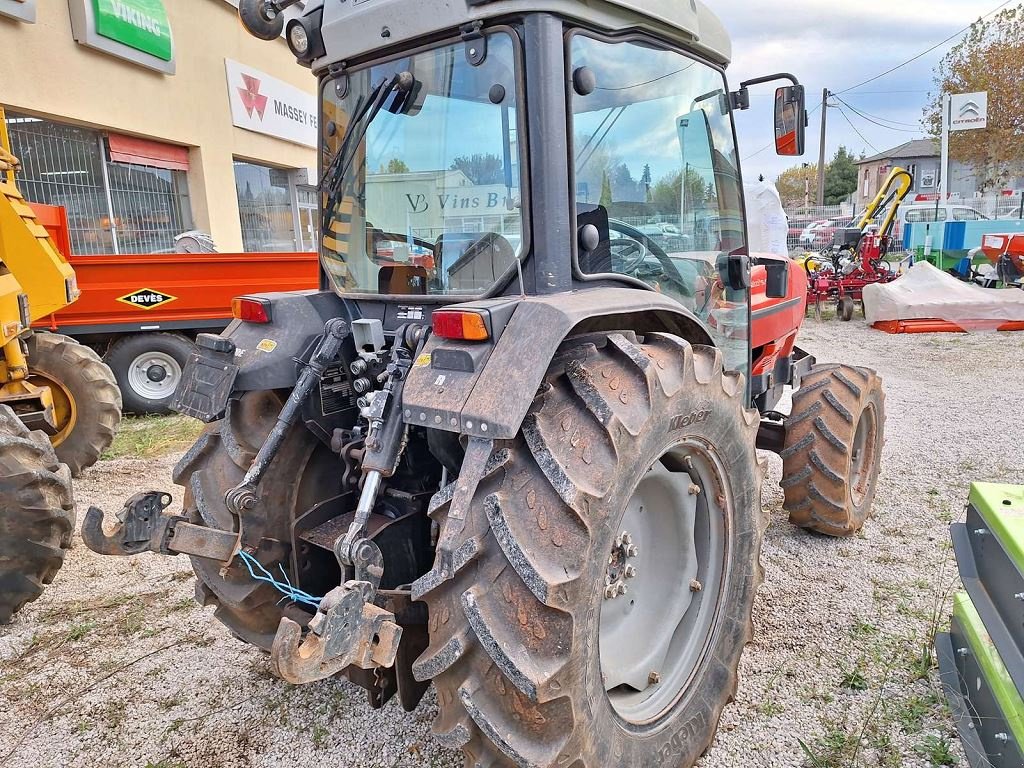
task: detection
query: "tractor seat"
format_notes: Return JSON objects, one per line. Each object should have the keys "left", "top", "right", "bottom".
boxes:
{"left": 437, "top": 232, "right": 516, "bottom": 293}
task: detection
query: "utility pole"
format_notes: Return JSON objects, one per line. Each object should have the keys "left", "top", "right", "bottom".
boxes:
{"left": 816, "top": 88, "right": 829, "bottom": 206}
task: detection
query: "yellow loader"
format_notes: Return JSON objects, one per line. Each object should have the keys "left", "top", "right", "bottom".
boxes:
{"left": 0, "top": 107, "right": 122, "bottom": 622}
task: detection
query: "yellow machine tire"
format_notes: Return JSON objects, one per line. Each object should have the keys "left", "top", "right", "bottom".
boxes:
{"left": 25, "top": 333, "right": 122, "bottom": 477}
{"left": 0, "top": 405, "right": 75, "bottom": 623}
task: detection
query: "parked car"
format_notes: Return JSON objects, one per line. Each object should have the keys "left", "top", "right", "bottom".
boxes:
{"left": 800, "top": 216, "right": 856, "bottom": 249}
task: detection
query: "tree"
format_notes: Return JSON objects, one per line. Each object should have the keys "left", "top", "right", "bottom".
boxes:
{"left": 610, "top": 163, "right": 640, "bottom": 202}
{"left": 382, "top": 158, "right": 410, "bottom": 174}
{"left": 774, "top": 163, "right": 818, "bottom": 207}
{"left": 824, "top": 146, "right": 858, "bottom": 204}
{"left": 923, "top": 5, "right": 1024, "bottom": 190}
{"left": 599, "top": 171, "right": 613, "bottom": 207}
{"left": 449, "top": 153, "right": 504, "bottom": 185}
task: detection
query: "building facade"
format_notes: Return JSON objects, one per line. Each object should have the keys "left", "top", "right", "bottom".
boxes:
{"left": 0, "top": 0, "right": 317, "bottom": 254}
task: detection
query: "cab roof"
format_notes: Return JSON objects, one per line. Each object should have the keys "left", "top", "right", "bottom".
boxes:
{"left": 314, "top": 0, "right": 731, "bottom": 72}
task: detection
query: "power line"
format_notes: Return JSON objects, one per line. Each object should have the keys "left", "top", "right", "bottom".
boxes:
{"left": 834, "top": 104, "right": 880, "bottom": 155}
{"left": 832, "top": 95, "right": 922, "bottom": 134}
{"left": 833, "top": 96, "right": 921, "bottom": 129}
{"left": 833, "top": 0, "right": 1015, "bottom": 95}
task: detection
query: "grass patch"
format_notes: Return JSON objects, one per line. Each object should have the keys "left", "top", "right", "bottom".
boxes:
{"left": 102, "top": 415, "right": 204, "bottom": 460}
{"left": 916, "top": 735, "right": 957, "bottom": 765}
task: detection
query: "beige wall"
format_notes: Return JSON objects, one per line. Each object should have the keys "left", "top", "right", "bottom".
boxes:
{"left": 0, "top": 0, "right": 316, "bottom": 251}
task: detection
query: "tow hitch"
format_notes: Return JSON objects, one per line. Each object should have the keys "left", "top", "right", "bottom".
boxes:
{"left": 81, "top": 318, "right": 420, "bottom": 686}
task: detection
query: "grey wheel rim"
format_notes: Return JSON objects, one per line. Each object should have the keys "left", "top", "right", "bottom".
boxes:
{"left": 599, "top": 440, "right": 728, "bottom": 725}
{"left": 126, "top": 351, "right": 181, "bottom": 401}
{"left": 850, "top": 404, "right": 878, "bottom": 506}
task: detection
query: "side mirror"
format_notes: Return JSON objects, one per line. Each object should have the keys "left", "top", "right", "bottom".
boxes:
{"left": 774, "top": 85, "right": 806, "bottom": 156}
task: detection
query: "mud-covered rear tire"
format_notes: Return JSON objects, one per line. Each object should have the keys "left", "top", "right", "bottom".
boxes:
{"left": 781, "top": 364, "right": 885, "bottom": 536}
{"left": 0, "top": 405, "right": 75, "bottom": 623}
{"left": 172, "top": 390, "right": 339, "bottom": 649}
{"left": 413, "top": 333, "right": 764, "bottom": 767}
{"left": 26, "top": 333, "right": 121, "bottom": 477}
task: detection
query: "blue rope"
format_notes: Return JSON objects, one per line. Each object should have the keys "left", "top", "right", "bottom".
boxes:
{"left": 236, "top": 550, "right": 324, "bottom": 608}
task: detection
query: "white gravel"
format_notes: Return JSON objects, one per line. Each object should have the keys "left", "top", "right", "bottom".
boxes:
{"left": 2, "top": 319, "right": 1023, "bottom": 768}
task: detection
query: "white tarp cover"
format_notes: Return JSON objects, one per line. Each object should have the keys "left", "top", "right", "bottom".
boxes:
{"left": 744, "top": 181, "right": 788, "bottom": 258}
{"left": 863, "top": 260, "right": 1024, "bottom": 330}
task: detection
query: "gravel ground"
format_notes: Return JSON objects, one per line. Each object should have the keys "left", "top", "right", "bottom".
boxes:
{"left": 2, "top": 319, "right": 1023, "bottom": 768}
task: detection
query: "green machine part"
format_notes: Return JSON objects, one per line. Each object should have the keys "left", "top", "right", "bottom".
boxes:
{"left": 953, "top": 592, "right": 1024, "bottom": 745}
{"left": 938, "top": 482, "right": 1024, "bottom": 767}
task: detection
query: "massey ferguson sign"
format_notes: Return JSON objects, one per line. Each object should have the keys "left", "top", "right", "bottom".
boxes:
{"left": 225, "top": 59, "right": 317, "bottom": 148}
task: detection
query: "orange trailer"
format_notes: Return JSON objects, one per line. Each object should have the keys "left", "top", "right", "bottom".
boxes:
{"left": 29, "top": 202, "right": 319, "bottom": 413}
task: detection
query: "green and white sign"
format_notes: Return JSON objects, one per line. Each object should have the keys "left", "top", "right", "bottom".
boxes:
{"left": 68, "top": 0, "right": 175, "bottom": 74}
{"left": 0, "top": 0, "right": 37, "bottom": 24}
{"left": 92, "top": 0, "right": 172, "bottom": 61}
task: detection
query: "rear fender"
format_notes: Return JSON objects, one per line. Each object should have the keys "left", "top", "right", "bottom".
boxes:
{"left": 226, "top": 290, "right": 352, "bottom": 391}
{"left": 402, "top": 287, "right": 713, "bottom": 440}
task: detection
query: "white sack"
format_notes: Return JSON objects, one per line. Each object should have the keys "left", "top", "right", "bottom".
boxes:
{"left": 863, "top": 260, "right": 1024, "bottom": 331}
{"left": 745, "top": 181, "right": 788, "bottom": 258}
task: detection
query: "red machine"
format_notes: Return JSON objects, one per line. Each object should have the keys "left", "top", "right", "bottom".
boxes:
{"left": 977, "top": 232, "right": 1024, "bottom": 286}
{"left": 804, "top": 167, "right": 912, "bottom": 320}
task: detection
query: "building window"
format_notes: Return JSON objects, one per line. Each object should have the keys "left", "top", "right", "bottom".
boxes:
{"left": 233, "top": 160, "right": 299, "bottom": 252}
{"left": 4, "top": 111, "right": 192, "bottom": 254}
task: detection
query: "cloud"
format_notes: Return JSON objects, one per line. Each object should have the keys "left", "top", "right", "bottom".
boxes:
{"left": 717, "top": 0, "right": 998, "bottom": 181}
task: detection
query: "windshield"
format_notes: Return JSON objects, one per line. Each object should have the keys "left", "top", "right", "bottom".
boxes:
{"left": 570, "top": 34, "right": 748, "bottom": 374}
{"left": 320, "top": 32, "right": 523, "bottom": 296}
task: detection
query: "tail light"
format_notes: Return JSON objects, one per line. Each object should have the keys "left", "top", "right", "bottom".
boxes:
{"left": 231, "top": 296, "right": 272, "bottom": 324}
{"left": 432, "top": 309, "right": 489, "bottom": 341}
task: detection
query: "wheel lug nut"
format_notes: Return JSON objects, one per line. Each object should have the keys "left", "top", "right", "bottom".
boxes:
{"left": 688, "top": 483, "right": 701, "bottom": 495}
{"left": 617, "top": 583, "right": 627, "bottom": 596}
{"left": 621, "top": 532, "right": 632, "bottom": 546}
{"left": 626, "top": 544, "right": 639, "bottom": 557}
{"left": 604, "top": 585, "right": 617, "bottom": 600}
{"left": 624, "top": 565, "right": 636, "bottom": 579}
{"left": 648, "top": 671, "right": 660, "bottom": 685}
{"left": 690, "top": 579, "right": 703, "bottom": 592}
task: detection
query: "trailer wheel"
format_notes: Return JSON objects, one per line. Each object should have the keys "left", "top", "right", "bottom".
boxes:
{"left": 413, "top": 333, "right": 765, "bottom": 768}
{"left": 172, "top": 390, "right": 339, "bottom": 649}
{"left": 781, "top": 364, "right": 885, "bottom": 536}
{"left": 26, "top": 333, "right": 121, "bottom": 477}
{"left": 105, "top": 333, "right": 196, "bottom": 415}
{"left": 0, "top": 405, "right": 75, "bottom": 623}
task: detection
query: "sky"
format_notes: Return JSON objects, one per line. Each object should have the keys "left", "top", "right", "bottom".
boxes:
{"left": 722, "top": 0, "right": 1007, "bottom": 181}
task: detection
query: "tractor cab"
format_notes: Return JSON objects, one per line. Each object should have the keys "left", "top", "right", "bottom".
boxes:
{"left": 272, "top": 0, "right": 807, "bottom": 382}
{"left": 82, "top": 4, "right": 887, "bottom": 768}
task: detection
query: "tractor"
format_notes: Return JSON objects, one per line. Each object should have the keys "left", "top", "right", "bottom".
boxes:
{"left": 82, "top": 1, "right": 885, "bottom": 765}
{"left": 804, "top": 167, "right": 912, "bottom": 321}
{"left": 0, "top": 108, "right": 122, "bottom": 622}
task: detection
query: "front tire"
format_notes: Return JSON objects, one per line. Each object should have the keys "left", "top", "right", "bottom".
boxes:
{"left": 26, "top": 333, "right": 121, "bottom": 477}
{"left": 781, "top": 364, "right": 885, "bottom": 535}
{"left": 413, "top": 333, "right": 764, "bottom": 767}
{"left": 0, "top": 405, "right": 75, "bottom": 623}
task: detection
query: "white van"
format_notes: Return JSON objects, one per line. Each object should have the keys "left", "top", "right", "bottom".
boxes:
{"left": 900, "top": 204, "right": 990, "bottom": 225}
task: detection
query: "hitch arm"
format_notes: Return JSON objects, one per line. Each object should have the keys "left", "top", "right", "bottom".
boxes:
{"left": 225, "top": 318, "right": 350, "bottom": 517}
{"left": 82, "top": 491, "right": 237, "bottom": 562}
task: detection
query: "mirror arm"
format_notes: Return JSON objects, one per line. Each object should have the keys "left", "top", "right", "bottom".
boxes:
{"left": 729, "top": 73, "right": 801, "bottom": 112}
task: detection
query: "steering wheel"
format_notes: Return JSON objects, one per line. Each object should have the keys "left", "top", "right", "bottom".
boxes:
{"left": 607, "top": 220, "right": 692, "bottom": 295}
{"left": 608, "top": 237, "right": 649, "bottom": 273}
